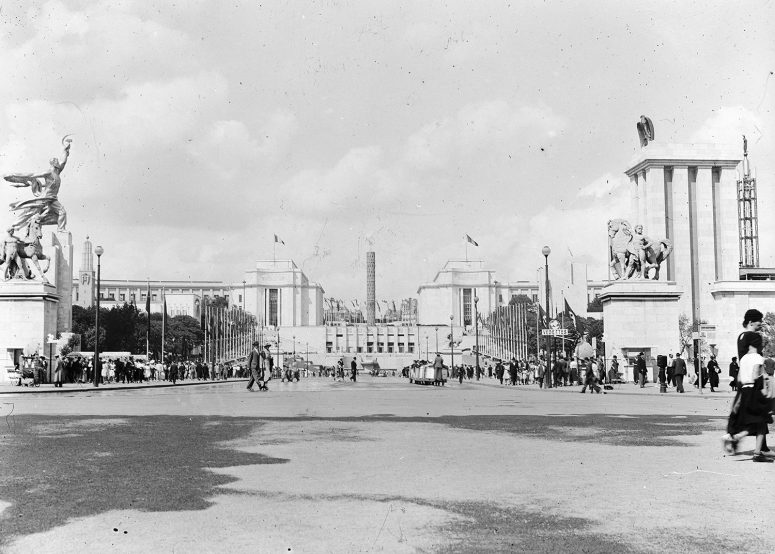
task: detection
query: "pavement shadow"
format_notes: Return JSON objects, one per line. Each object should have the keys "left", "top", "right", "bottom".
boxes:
{"left": 0, "top": 415, "right": 287, "bottom": 546}
{"left": 289, "top": 413, "right": 727, "bottom": 447}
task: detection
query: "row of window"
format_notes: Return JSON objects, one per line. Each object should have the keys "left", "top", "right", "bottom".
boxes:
{"left": 325, "top": 342, "right": 416, "bottom": 354}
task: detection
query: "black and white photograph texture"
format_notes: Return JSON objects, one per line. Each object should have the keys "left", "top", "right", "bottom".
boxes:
{"left": 0, "top": 1, "right": 774, "bottom": 552}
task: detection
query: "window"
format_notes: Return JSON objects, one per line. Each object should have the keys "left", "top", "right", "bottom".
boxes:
{"left": 268, "top": 288, "right": 279, "bottom": 326}
{"left": 398, "top": 344, "right": 404, "bottom": 353}
{"left": 357, "top": 347, "right": 363, "bottom": 353}
{"left": 238, "top": 294, "right": 243, "bottom": 303}
{"left": 120, "top": 293, "right": 126, "bottom": 301}
{"left": 408, "top": 343, "right": 415, "bottom": 353}
{"left": 462, "top": 288, "right": 473, "bottom": 326}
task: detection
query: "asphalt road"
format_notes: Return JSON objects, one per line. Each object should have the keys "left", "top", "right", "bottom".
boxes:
{"left": 1, "top": 377, "right": 772, "bottom": 553}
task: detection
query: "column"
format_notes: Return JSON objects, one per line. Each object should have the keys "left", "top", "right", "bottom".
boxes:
{"left": 695, "top": 166, "right": 716, "bottom": 315}
{"left": 637, "top": 171, "right": 648, "bottom": 228}
{"left": 52, "top": 231, "right": 73, "bottom": 333}
{"left": 716, "top": 166, "right": 741, "bottom": 281}
{"left": 630, "top": 174, "right": 639, "bottom": 224}
{"left": 645, "top": 166, "right": 667, "bottom": 280}
{"left": 671, "top": 166, "right": 692, "bottom": 317}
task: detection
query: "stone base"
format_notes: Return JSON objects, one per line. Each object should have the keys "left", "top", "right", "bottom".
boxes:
{"left": 600, "top": 281, "right": 683, "bottom": 379}
{"left": 0, "top": 280, "right": 60, "bottom": 382}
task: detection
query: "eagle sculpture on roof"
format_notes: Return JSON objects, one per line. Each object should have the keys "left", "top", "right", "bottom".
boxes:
{"left": 636, "top": 115, "right": 655, "bottom": 147}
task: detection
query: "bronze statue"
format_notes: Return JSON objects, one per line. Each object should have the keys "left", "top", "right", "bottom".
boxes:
{"left": 4, "top": 136, "right": 72, "bottom": 233}
{"left": 608, "top": 219, "right": 672, "bottom": 280}
{"left": 636, "top": 115, "right": 655, "bottom": 147}
{"left": 0, "top": 216, "right": 51, "bottom": 282}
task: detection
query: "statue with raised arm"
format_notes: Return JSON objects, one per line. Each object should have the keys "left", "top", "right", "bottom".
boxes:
{"left": 4, "top": 135, "right": 72, "bottom": 233}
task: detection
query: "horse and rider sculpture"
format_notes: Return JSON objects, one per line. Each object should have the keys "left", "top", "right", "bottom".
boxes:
{"left": 1, "top": 216, "right": 51, "bottom": 283}
{"left": 608, "top": 219, "right": 673, "bottom": 280}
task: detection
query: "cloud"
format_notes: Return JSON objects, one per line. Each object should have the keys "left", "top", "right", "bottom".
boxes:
{"left": 576, "top": 172, "right": 626, "bottom": 199}
{"left": 404, "top": 100, "right": 565, "bottom": 170}
{"left": 190, "top": 110, "right": 299, "bottom": 179}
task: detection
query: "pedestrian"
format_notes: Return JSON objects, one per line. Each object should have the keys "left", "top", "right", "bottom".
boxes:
{"left": 722, "top": 326, "right": 772, "bottom": 462}
{"left": 350, "top": 358, "right": 357, "bottom": 382}
{"left": 580, "top": 358, "right": 604, "bottom": 394}
{"left": 729, "top": 356, "right": 739, "bottom": 391}
{"left": 707, "top": 355, "right": 720, "bottom": 392}
{"left": 608, "top": 355, "right": 620, "bottom": 383}
{"left": 666, "top": 354, "right": 675, "bottom": 386}
{"left": 169, "top": 361, "right": 178, "bottom": 384}
{"left": 458, "top": 364, "right": 464, "bottom": 384}
{"left": 53, "top": 355, "right": 64, "bottom": 387}
{"left": 673, "top": 352, "right": 687, "bottom": 393}
{"left": 246, "top": 342, "right": 262, "bottom": 392}
{"left": 635, "top": 352, "right": 647, "bottom": 388}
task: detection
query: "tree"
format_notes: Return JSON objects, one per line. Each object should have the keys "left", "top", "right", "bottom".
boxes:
{"left": 587, "top": 296, "right": 603, "bottom": 313}
{"left": 761, "top": 312, "right": 775, "bottom": 357}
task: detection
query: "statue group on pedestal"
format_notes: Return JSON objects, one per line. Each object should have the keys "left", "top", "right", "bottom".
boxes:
{"left": 0, "top": 136, "right": 71, "bottom": 282}
{"left": 608, "top": 219, "right": 673, "bottom": 280}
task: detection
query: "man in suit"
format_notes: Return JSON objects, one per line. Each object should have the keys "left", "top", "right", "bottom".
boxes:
{"left": 673, "top": 352, "right": 687, "bottom": 393}
{"left": 246, "top": 341, "right": 262, "bottom": 392}
{"left": 53, "top": 355, "right": 64, "bottom": 387}
{"left": 350, "top": 358, "right": 357, "bottom": 382}
{"left": 636, "top": 352, "right": 647, "bottom": 388}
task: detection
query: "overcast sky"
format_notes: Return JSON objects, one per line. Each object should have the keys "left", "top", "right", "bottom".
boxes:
{"left": 1, "top": 1, "right": 773, "bottom": 300}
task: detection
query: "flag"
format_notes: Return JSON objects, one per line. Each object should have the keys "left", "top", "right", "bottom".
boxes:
{"left": 145, "top": 282, "right": 151, "bottom": 337}
{"left": 538, "top": 304, "right": 547, "bottom": 326}
{"left": 465, "top": 234, "right": 479, "bottom": 247}
{"left": 564, "top": 298, "right": 577, "bottom": 328}
{"left": 274, "top": 234, "right": 285, "bottom": 245}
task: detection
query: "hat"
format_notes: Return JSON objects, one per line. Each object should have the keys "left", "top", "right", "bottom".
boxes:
{"left": 252, "top": 341, "right": 260, "bottom": 347}
{"left": 264, "top": 344, "right": 272, "bottom": 349}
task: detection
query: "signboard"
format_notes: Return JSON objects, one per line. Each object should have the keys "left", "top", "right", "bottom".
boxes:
{"left": 542, "top": 328, "right": 569, "bottom": 336}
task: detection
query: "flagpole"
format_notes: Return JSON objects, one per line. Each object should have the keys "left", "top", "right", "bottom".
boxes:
{"left": 161, "top": 287, "right": 165, "bottom": 366}
{"left": 145, "top": 279, "right": 150, "bottom": 363}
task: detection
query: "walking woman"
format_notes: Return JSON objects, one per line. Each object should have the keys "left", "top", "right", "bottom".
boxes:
{"left": 723, "top": 309, "right": 773, "bottom": 462}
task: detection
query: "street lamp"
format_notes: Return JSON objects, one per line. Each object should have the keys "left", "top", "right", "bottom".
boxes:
{"left": 242, "top": 280, "right": 246, "bottom": 310}
{"left": 94, "top": 245, "right": 104, "bottom": 387}
{"left": 434, "top": 326, "right": 439, "bottom": 353}
{"left": 425, "top": 336, "right": 429, "bottom": 361}
{"left": 449, "top": 314, "right": 454, "bottom": 378}
{"left": 542, "top": 245, "right": 552, "bottom": 389}
{"left": 474, "top": 296, "right": 480, "bottom": 380}
{"left": 276, "top": 325, "right": 280, "bottom": 378}
{"left": 293, "top": 335, "right": 296, "bottom": 358}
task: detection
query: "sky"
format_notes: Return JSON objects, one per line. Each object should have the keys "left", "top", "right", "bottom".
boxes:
{"left": 0, "top": 0, "right": 773, "bottom": 301}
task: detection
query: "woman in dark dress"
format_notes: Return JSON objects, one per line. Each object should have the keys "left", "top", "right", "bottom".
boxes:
{"left": 723, "top": 309, "right": 773, "bottom": 462}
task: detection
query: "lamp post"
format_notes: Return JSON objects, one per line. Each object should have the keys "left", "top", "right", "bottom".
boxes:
{"left": 293, "top": 335, "right": 296, "bottom": 358}
{"left": 94, "top": 245, "right": 104, "bottom": 387}
{"left": 449, "top": 314, "right": 454, "bottom": 377}
{"left": 434, "top": 326, "right": 439, "bottom": 353}
{"left": 242, "top": 280, "right": 246, "bottom": 310}
{"left": 425, "top": 336, "right": 429, "bottom": 360}
{"left": 474, "top": 296, "right": 480, "bottom": 380}
{"left": 542, "top": 245, "right": 552, "bottom": 389}
{"left": 276, "top": 325, "right": 280, "bottom": 378}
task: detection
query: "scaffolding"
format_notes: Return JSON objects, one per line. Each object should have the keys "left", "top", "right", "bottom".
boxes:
{"left": 737, "top": 135, "right": 759, "bottom": 268}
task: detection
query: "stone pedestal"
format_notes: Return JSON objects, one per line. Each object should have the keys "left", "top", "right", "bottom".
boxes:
{"left": 600, "top": 281, "right": 683, "bottom": 378}
{"left": 0, "top": 280, "right": 60, "bottom": 381}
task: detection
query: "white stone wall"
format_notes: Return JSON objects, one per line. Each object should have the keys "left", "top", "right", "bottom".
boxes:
{"left": 600, "top": 282, "right": 682, "bottom": 366}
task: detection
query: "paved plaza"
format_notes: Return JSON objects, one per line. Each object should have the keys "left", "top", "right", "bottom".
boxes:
{"left": 1, "top": 377, "right": 772, "bottom": 553}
